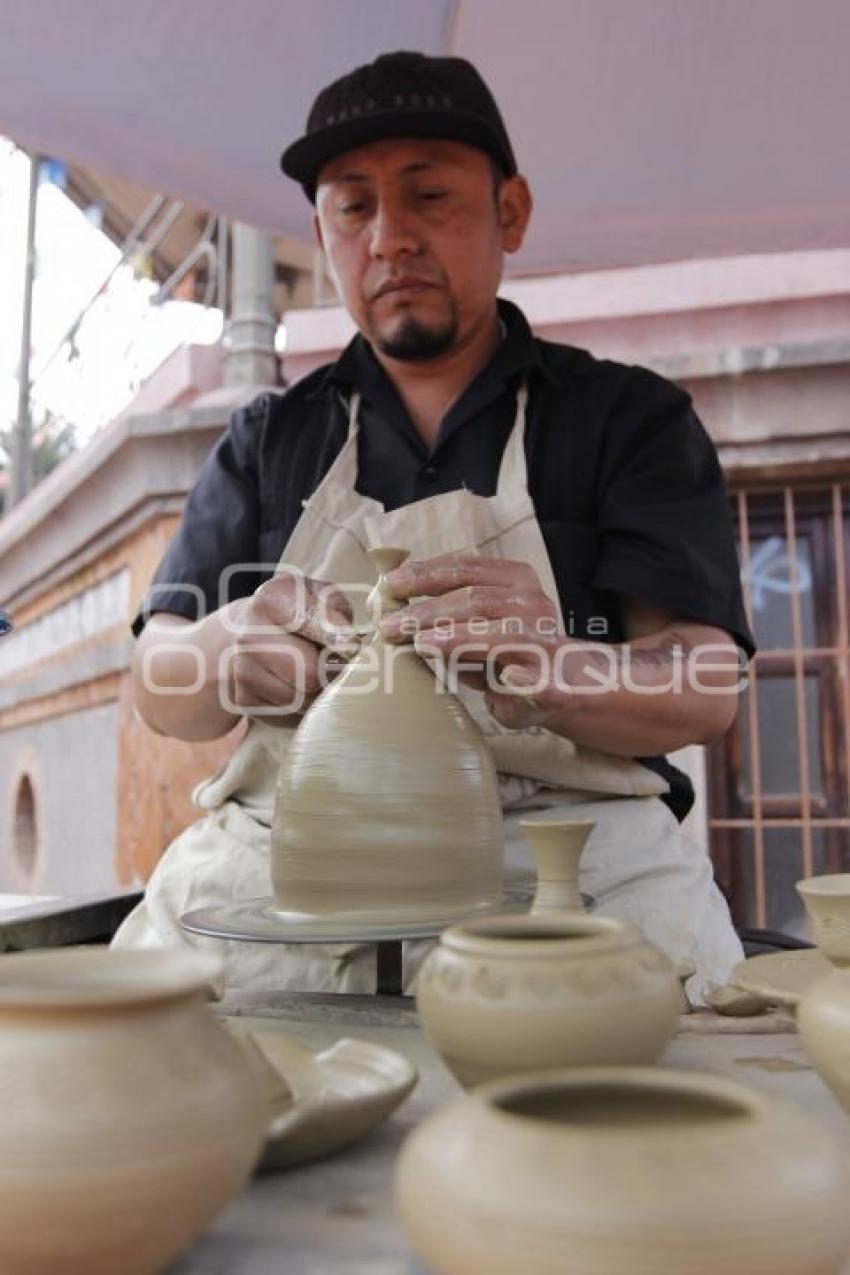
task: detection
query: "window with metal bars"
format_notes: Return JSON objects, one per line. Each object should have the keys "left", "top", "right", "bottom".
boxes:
{"left": 708, "top": 485, "right": 850, "bottom": 938}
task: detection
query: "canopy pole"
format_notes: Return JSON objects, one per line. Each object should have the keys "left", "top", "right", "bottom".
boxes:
{"left": 224, "top": 223, "right": 277, "bottom": 387}
{"left": 9, "top": 151, "right": 40, "bottom": 510}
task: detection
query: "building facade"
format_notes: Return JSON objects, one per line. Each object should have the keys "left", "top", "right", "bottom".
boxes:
{"left": 1, "top": 251, "right": 848, "bottom": 938}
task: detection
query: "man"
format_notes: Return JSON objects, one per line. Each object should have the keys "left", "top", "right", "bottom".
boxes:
{"left": 114, "top": 51, "right": 753, "bottom": 1001}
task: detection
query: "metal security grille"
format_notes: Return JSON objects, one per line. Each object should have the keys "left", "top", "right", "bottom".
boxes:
{"left": 708, "top": 484, "right": 850, "bottom": 938}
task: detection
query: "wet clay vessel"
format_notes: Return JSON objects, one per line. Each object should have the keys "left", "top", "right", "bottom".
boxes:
{"left": 416, "top": 913, "right": 681, "bottom": 1087}
{"left": 520, "top": 817, "right": 594, "bottom": 913}
{"left": 0, "top": 948, "right": 265, "bottom": 1275}
{"left": 395, "top": 1067, "right": 850, "bottom": 1275}
{"left": 271, "top": 546, "right": 503, "bottom": 923}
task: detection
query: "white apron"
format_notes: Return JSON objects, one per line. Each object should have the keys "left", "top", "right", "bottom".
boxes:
{"left": 113, "top": 383, "right": 743, "bottom": 1004}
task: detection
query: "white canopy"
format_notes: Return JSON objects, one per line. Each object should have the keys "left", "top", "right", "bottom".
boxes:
{"left": 2, "top": 0, "right": 848, "bottom": 275}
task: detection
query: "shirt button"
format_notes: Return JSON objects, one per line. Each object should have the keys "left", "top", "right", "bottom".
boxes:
{"left": 423, "top": 465, "right": 438, "bottom": 479}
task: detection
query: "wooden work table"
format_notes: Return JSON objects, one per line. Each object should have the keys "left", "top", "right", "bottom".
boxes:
{"left": 169, "top": 994, "right": 850, "bottom": 1275}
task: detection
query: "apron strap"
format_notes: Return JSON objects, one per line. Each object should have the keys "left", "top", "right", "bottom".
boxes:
{"left": 495, "top": 377, "right": 530, "bottom": 499}
{"left": 347, "top": 390, "right": 361, "bottom": 443}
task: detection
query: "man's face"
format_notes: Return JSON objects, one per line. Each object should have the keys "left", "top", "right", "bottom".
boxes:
{"left": 314, "top": 138, "right": 531, "bottom": 362}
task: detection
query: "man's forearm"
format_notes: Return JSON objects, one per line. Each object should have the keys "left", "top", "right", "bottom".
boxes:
{"left": 538, "top": 625, "right": 744, "bottom": 757}
{"left": 132, "top": 608, "right": 242, "bottom": 742}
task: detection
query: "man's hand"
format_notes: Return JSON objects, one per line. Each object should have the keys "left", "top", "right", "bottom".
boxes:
{"left": 132, "top": 572, "right": 356, "bottom": 742}
{"left": 225, "top": 573, "right": 354, "bottom": 722}
{"left": 377, "top": 552, "right": 744, "bottom": 754}
{"left": 378, "top": 552, "right": 559, "bottom": 728}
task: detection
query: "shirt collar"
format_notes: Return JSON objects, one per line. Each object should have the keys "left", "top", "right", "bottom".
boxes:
{"left": 308, "top": 298, "right": 557, "bottom": 401}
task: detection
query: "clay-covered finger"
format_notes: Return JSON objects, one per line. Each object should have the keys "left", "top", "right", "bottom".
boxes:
{"left": 413, "top": 620, "right": 540, "bottom": 654}
{"left": 297, "top": 578, "right": 358, "bottom": 648}
{"left": 385, "top": 552, "right": 540, "bottom": 600}
{"left": 484, "top": 686, "right": 549, "bottom": 729}
{"left": 248, "top": 573, "right": 352, "bottom": 644}
{"left": 230, "top": 632, "right": 325, "bottom": 700}
{"left": 380, "top": 586, "right": 543, "bottom": 642}
{"left": 226, "top": 658, "right": 311, "bottom": 720}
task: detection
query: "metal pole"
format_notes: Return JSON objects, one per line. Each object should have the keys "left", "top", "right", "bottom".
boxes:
{"left": 217, "top": 216, "right": 229, "bottom": 317}
{"left": 223, "top": 222, "right": 278, "bottom": 387}
{"left": 9, "top": 151, "right": 40, "bottom": 509}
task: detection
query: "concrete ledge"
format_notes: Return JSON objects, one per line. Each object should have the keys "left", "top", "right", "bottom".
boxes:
{"left": 3, "top": 496, "right": 186, "bottom": 617}
{"left": 0, "top": 636, "right": 134, "bottom": 712}
{"left": 653, "top": 336, "right": 850, "bottom": 383}
{"left": 0, "top": 891, "right": 143, "bottom": 951}
{"left": 0, "top": 385, "right": 268, "bottom": 611}
{"left": 718, "top": 436, "right": 850, "bottom": 484}
{"left": 111, "top": 344, "right": 224, "bottom": 421}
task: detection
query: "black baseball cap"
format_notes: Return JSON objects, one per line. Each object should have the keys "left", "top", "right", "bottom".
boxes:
{"left": 280, "top": 50, "right": 518, "bottom": 202}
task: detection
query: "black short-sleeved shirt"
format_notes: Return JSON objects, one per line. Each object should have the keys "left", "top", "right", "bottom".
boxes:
{"left": 135, "top": 298, "right": 754, "bottom": 821}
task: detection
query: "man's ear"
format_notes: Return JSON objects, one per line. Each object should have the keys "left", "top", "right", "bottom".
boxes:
{"left": 498, "top": 176, "right": 532, "bottom": 254}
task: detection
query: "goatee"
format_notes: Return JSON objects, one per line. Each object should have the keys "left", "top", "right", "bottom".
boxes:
{"left": 375, "top": 313, "right": 458, "bottom": 362}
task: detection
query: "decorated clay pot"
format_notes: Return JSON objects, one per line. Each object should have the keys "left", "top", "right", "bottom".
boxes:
{"left": 0, "top": 948, "right": 266, "bottom": 1274}
{"left": 415, "top": 913, "right": 681, "bottom": 1086}
{"left": 796, "top": 874, "right": 850, "bottom": 966}
{"left": 520, "top": 817, "right": 594, "bottom": 913}
{"left": 798, "top": 968, "right": 850, "bottom": 1113}
{"left": 271, "top": 546, "right": 503, "bottom": 922}
{"left": 395, "top": 1067, "right": 850, "bottom": 1275}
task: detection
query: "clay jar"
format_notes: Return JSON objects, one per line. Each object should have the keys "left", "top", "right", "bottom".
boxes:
{"left": 271, "top": 546, "right": 503, "bottom": 922}
{"left": 395, "top": 1067, "right": 850, "bottom": 1275}
{"left": 415, "top": 913, "right": 681, "bottom": 1087}
{"left": 521, "top": 818, "right": 594, "bottom": 913}
{"left": 796, "top": 873, "right": 850, "bottom": 966}
{"left": 0, "top": 948, "right": 266, "bottom": 1275}
{"left": 798, "top": 969, "right": 850, "bottom": 1114}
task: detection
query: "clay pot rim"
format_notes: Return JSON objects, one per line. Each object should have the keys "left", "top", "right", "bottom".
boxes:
{"left": 797, "top": 873, "right": 850, "bottom": 899}
{"left": 0, "top": 948, "right": 223, "bottom": 1010}
{"left": 441, "top": 912, "right": 641, "bottom": 958}
{"left": 472, "top": 1066, "right": 769, "bottom": 1134}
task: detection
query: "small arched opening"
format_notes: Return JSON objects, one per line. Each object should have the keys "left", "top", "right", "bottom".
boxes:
{"left": 13, "top": 773, "right": 39, "bottom": 882}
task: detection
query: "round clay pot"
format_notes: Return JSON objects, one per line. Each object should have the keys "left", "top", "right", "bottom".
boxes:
{"left": 0, "top": 948, "right": 266, "bottom": 1274}
{"left": 798, "top": 967, "right": 850, "bottom": 1113}
{"left": 395, "top": 1067, "right": 850, "bottom": 1275}
{"left": 796, "top": 874, "right": 850, "bottom": 966}
{"left": 415, "top": 913, "right": 681, "bottom": 1087}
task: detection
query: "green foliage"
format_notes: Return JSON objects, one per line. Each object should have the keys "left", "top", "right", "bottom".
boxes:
{"left": 0, "top": 411, "right": 77, "bottom": 516}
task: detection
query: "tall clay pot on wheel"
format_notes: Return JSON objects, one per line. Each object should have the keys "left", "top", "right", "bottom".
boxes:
{"left": 271, "top": 547, "right": 504, "bottom": 923}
